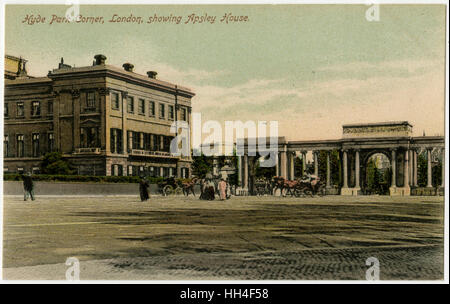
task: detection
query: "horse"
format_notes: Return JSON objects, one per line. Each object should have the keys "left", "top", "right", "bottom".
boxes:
{"left": 182, "top": 177, "right": 198, "bottom": 197}
{"left": 271, "top": 176, "right": 287, "bottom": 196}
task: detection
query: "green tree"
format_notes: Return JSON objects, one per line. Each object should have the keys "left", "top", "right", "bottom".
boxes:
{"left": 191, "top": 153, "right": 213, "bottom": 178}
{"left": 40, "top": 152, "right": 75, "bottom": 175}
{"left": 417, "top": 152, "right": 427, "bottom": 187}
{"left": 317, "top": 150, "right": 341, "bottom": 186}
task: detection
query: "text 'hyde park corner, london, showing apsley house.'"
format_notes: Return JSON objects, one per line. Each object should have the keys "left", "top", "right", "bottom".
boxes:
{"left": 4, "top": 54, "right": 194, "bottom": 177}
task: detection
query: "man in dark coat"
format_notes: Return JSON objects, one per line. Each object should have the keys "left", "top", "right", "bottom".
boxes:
{"left": 23, "top": 172, "right": 35, "bottom": 201}
{"left": 139, "top": 177, "right": 150, "bottom": 202}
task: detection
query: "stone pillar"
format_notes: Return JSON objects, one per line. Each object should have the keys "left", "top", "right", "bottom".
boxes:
{"left": 413, "top": 149, "right": 418, "bottom": 187}
{"left": 288, "top": 152, "right": 294, "bottom": 180}
{"left": 301, "top": 151, "right": 306, "bottom": 177}
{"left": 342, "top": 150, "right": 348, "bottom": 188}
{"left": 313, "top": 151, "right": 319, "bottom": 176}
{"left": 409, "top": 150, "right": 413, "bottom": 186}
{"left": 275, "top": 153, "right": 279, "bottom": 176}
{"left": 404, "top": 149, "right": 409, "bottom": 188}
{"left": 71, "top": 90, "right": 80, "bottom": 151}
{"left": 326, "top": 151, "right": 331, "bottom": 188}
{"left": 121, "top": 91, "right": 128, "bottom": 156}
{"left": 427, "top": 148, "right": 433, "bottom": 188}
{"left": 355, "top": 150, "right": 360, "bottom": 189}
{"left": 280, "top": 147, "right": 287, "bottom": 179}
{"left": 441, "top": 148, "right": 445, "bottom": 188}
{"left": 391, "top": 149, "right": 396, "bottom": 187}
{"left": 237, "top": 155, "right": 242, "bottom": 187}
{"left": 243, "top": 154, "right": 249, "bottom": 189}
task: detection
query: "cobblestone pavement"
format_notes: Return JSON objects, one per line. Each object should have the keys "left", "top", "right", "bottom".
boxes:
{"left": 2, "top": 195, "right": 445, "bottom": 280}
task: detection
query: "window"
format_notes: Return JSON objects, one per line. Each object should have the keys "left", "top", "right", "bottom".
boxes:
{"left": 138, "top": 99, "right": 145, "bottom": 115}
{"left": 148, "top": 166, "right": 156, "bottom": 177}
{"left": 32, "top": 133, "right": 40, "bottom": 157}
{"left": 17, "top": 134, "right": 24, "bottom": 157}
{"left": 31, "top": 101, "right": 41, "bottom": 116}
{"left": 111, "top": 164, "right": 123, "bottom": 176}
{"left": 47, "top": 101, "right": 53, "bottom": 115}
{"left": 4, "top": 103, "right": 8, "bottom": 118}
{"left": 149, "top": 101, "right": 155, "bottom": 116}
{"left": 110, "top": 128, "right": 123, "bottom": 154}
{"left": 4, "top": 135, "right": 9, "bottom": 157}
{"left": 111, "top": 92, "right": 120, "bottom": 110}
{"left": 48, "top": 133, "right": 54, "bottom": 152}
{"left": 159, "top": 103, "right": 165, "bottom": 118}
{"left": 17, "top": 102, "right": 24, "bottom": 117}
{"left": 132, "top": 132, "right": 140, "bottom": 150}
{"left": 127, "top": 96, "right": 134, "bottom": 113}
{"left": 80, "top": 127, "right": 99, "bottom": 148}
{"left": 87, "top": 92, "right": 96, "bottom": 108}
{"left": 144, "top": 133, "right": 152, "bottom": 151}
{"left": 168, "top": 105, "right": 174, "bottom": 120}
{"left": 181, "top": 108, "right": 187, "bottom": 121}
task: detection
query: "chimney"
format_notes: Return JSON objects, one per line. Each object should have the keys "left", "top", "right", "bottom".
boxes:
{"left": 94, "top": 54, "right": 107, "bottom": 65}
{"left": 122, "top": 63, "right": 134, "bottom": 72}
{"left": 147, "top": 71, "right": 158, "bottom": 79}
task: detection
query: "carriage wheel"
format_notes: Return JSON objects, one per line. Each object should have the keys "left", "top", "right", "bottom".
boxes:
{"left": 174, "top": 187, "right": 184, "bottom": 195}
{"left": 163, "top": 185, "right": 173, "bottom": 196}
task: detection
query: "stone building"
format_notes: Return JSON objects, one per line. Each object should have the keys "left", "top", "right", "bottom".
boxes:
{"left": 4, "top": 54, "right": 194, "bottom": 177}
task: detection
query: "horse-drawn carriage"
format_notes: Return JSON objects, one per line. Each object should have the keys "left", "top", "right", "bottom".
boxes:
{"left": 157, "top": 177, "right": 184, "bottom": 196}
{"left": 271, "top": 175, "right": 326, "bottom": 197}
{"left": 157, "top": 177, "right": 201, "bottom": 196}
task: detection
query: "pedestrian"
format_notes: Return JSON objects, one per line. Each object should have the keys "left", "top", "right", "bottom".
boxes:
{"left": 206, "top": 179, "right": 215, "bottom": 200}
{"left": 139, "top": 177, "right": 150, "bottom": 202}
{"left": 218, "top": 178, "right": 227, "bottom": 200}
{"left": 23, "top": 172, "right": 35, "bottom": 201}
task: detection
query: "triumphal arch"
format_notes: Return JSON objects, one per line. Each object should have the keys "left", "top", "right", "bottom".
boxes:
{"left": 236, "top": 121, "right": 444, "bottom": 196}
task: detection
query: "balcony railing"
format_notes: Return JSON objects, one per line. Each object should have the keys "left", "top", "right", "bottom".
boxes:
{"left": 75, "top": 147, "right": 101, "bottom": 154}
{"left": 130, "top": 149, "right": 176, "bottom": 158}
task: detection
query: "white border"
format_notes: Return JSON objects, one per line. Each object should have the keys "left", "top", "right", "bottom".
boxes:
{"left": 0, "top": 0, "right": 448, "bottom": 285}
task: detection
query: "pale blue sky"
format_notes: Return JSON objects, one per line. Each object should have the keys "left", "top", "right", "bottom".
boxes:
{"left": 5, "top": 4, "right": 446, "bottom": 139}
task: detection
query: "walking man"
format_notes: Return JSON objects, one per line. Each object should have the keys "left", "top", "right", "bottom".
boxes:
{"left": 139, "top": 176, "right": 150, "bottom": 202}
{"left": 23, "top": 172, "right": 35, "bottom": 201}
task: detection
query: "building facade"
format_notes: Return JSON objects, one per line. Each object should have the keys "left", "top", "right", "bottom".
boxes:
{"left": 4, "top": 54, "right": 194, "bottom": 177}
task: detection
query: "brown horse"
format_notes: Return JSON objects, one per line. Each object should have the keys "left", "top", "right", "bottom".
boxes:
{"left": 182, "top": 177, "right": 198, "bottom": 196}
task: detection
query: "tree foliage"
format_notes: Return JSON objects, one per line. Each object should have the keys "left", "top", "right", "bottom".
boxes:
{"left": 40, "top": 152, "right": 75, "bottom": 175}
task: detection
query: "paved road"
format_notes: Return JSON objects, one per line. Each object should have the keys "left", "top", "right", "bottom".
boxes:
{"left": 2, "top": 195, "right": 445, "bottom": 280}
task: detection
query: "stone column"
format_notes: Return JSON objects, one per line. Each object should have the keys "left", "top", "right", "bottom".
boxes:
{"left": 326, "top": 151, "right": 331, "bottom": 188}
{"left": 237, "top": 155, "right": 242, "bottom": 187}
{"left": 427, "top": 148, "right": 433, "bottom": 188}
{"left": 410, "top": 150, "right": 414, "bottom": 186}
{"left": 301, "top": 151, "right": 306, "bottom": 177}
{"left": 391, "top": 149, "right": 396, "bottom": 187}
{"left": 121, "top": 91, "right": 128, "bottom": 157}
{"left": 243, "top": 154, "right": 249, "bottom": 189}
{"left": 441, "top": 148, "right": 445, "bottom": 188}
{"left": 275, "top": 153, "right": 279, "bottom": 176}
{"left": 71, "top": 90, "right": 80, "bottom": 152}
{"left": 313, "top": 151, "right": 319, "bottom": 176}
{"left": 289, "top": 152, "right": 295, "bottom": 180}
{"left": 342, "top": 150, "right": 348, "bottom": 188}
{"left": 404, "top": 149, "right": 409, "bottom": 188}
{"left": 280, "top": 147, "right": 287, "bottom": 179}
{"left": 355, "top": 149, "right": 360, "bottom": 189}
{"left": 413, "top": 149, "right": 418, "bottom": 187}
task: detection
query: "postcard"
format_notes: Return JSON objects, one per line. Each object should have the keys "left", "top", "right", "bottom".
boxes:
{"left": 1, "top": 1, "right": 448, "bottom": 287}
